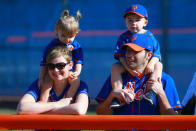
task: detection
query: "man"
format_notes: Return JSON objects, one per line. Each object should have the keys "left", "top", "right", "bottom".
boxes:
{"left": 96, "top": 34, "right": 181, "bottom": 115}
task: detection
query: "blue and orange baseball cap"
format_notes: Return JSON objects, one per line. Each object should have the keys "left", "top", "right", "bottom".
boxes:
{"left": 123, "top": 4, "right": 148, "bottom": 20}
{"left": 120, "top": 34, "right": 153, "bottom": 52}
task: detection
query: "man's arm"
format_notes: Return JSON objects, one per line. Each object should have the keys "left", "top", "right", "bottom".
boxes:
{"left": 96, "top": 93, "right": 114, "bottom": 115}
{"left": 158, "top": 90, "right": 178, "bottom": 115}
{"left": 147, "top": 80, "right": 178, "bottom": 115}
{"left": 96, "top": 89, "right": 134, "bottom": 115}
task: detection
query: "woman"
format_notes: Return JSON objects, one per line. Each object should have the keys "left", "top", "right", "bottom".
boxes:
{"left": 17, "top": 46, "right": 88, "bottom": 115}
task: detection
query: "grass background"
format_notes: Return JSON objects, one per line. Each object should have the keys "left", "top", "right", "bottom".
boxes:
{"left": 0, "top": 101, "right": 18, "bottom": 114}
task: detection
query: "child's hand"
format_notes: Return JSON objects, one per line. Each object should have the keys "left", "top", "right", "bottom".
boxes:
{"left": 145, "top": 63, "right": 155, "bottom": 75}
{"left": 69, "top": 71, "right": 80, "bottom": 79}
{"left": 147, "top": 78, "right": 163, "bottom": 96}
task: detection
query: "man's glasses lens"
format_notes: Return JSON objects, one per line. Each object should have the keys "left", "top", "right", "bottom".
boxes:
{"left": 47, "top": 62, "right": 68, "bottom": 70}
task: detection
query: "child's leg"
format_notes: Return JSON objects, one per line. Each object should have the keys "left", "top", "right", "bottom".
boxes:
{"left": 111, "top": 62, "right": 126, "bottom": 91}
{"left": 66, "top": 74, "right": 80, "bottom": 98}
{"left": 39, "top": 72, "right": 53, "bottom": 102}
{"left": 149, "top": 61, "right": 163, "bottom": 82}
{"left": 40, "top": 87, "right": 51, "bottom": 102}
{"left": 144, "top": 62, "right": 163, "bottom": 105}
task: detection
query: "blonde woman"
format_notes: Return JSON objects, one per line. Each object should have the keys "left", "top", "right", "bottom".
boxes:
{"left": 17, "top": 46, "right": 88, "bottom": 115}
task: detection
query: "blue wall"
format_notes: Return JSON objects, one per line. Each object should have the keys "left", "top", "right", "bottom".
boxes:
{"left": 0, "top": 0, "right": 196, "bottom": 101}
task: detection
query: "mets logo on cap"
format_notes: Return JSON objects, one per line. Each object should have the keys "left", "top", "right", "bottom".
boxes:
{"left": 131, "top": 5, "right": 137, "bottom": 11}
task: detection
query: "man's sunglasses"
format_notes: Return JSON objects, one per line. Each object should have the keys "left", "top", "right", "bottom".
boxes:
{"left": 47, "top": 62, "right": 69, "bottom": 70}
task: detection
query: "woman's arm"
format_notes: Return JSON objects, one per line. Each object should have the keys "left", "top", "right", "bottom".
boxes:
{"left": 47, "top": 93, "right": 89, "bottom": 115}
{"left": 17, "top": 94, "right": 56, "bottom": 115}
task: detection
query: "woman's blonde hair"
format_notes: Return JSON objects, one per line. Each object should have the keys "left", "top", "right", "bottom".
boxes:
{"left": 55, "top": 10, "right": 82, "bottom": 37}
{"left": 46, "top": 46, "right": 72, "bottom": 63}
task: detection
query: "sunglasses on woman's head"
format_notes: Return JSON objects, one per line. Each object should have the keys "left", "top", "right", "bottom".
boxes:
{"left": 47, "top": 62, "right": 69, "bottom": 70}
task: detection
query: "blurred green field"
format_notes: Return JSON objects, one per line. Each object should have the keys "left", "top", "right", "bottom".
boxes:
{"left": 0, "top": 108, "right": 16, "bottom": 114}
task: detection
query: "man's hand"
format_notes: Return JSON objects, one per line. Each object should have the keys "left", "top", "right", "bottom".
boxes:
{"left": 112, "top": 89, "right": 135, "bottom": 104}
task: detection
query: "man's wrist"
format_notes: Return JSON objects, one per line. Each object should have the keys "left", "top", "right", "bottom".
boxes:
{"left": 157, "top": 89, "right": 166, "bottom": 99}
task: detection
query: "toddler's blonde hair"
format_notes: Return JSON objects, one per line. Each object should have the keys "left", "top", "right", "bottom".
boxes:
{"left": 55, "top": 10, "right": 82, "bottom": 37}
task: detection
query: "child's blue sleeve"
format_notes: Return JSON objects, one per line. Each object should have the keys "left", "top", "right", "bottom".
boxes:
{"left": 152, "top": 39, "right": 161, "bottom": 61}
{"left": 147, "top": 32, "right": 161, "bottom": 61}
{"left": 72, "top": 47, "right": 84, "bottom": 65}
{"left": 71, "top": 40, "right": 84, "bottom": 65}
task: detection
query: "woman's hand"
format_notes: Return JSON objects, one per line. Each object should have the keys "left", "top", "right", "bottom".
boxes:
{"left": 55, "top": 98, "right": 73, "bottom": 108}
